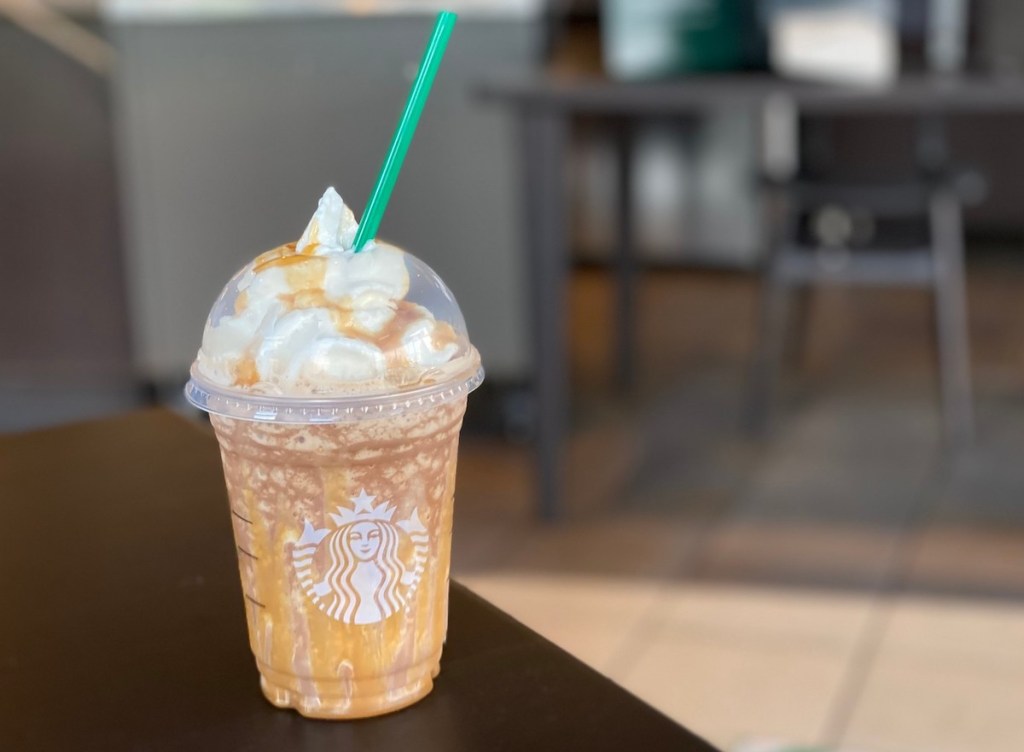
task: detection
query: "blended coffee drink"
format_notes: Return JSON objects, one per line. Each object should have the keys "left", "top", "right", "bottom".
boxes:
{"left": 186, "top": 187, "right": 482, "bottom": 718}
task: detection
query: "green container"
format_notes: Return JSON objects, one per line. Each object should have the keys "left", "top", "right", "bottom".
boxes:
{"left": 602, "top": 0, "right": 748, "bottom": 79}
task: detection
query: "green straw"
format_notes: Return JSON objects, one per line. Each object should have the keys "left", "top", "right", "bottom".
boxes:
{"left": 353, "top": 10, "right": 457, "bottom": 252}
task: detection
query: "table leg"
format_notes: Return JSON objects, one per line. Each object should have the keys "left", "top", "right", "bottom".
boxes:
{"left": 521, "top": 109, "right": 570, "bottom": 520}
{"left": 614, "top": 120, "right": 636, "bottom": 390}
{"left": 746, "top": 180, "right": 796, "bottom": 435}
{"left": 747, "top": 253, "right": 792, "bottom": 435}
{"left": 931, "top": 189, "right": 974, "bottom": 448}
{"left": 748, "top": 97, "right": 800, "bottom": 434}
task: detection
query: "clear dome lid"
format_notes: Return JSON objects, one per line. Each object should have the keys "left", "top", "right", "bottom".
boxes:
{"left": 185, "top": 241, "right": 483, "bottom": 424}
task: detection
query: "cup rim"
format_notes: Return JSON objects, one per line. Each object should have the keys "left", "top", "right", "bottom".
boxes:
{"left": 184, "top": 361, "right": 484, "bottom": 424}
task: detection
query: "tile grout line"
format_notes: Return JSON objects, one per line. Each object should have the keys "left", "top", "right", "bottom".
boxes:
{"left": 601, "top": 425, "right": 820, "bottom": 704}
{"left": 598, "top": 389, "right": 757, "bottom": 684}
{"left": 601, "top": 505, "right": 738, "bottom": 679}
{"left": 601, "top": 441, "right": 771, "bottom": 681}
{"left": 818, "top": 451, "right": 954, "bottom": 747}
{"left": 600, "top": 562, "right": 693, "bottom": 681}
{"left": 816, "top": 590, "right": 897, "bottom": 749}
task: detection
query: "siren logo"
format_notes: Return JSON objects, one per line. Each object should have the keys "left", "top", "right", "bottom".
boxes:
{"left": 291, "top": 489, "right": 429, "bottom": 625}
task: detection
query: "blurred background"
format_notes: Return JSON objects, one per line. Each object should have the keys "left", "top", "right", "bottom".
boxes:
{"left": 3, "top": 0, "right": 1024, "bottom": 750}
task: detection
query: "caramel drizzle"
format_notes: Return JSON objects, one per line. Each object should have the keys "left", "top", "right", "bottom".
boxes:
{"left": 228, "top": 243, "right": 459, "bottom": 388}
{"left": 252, "top": 241, "right": 302, "bottom": 274}
{"left": 235, "top": 356, "right": 260, "bottom": 388}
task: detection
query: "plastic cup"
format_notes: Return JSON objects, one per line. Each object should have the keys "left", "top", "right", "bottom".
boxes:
{"left": 186, "top": 244, "right": 482, "bottom": 718}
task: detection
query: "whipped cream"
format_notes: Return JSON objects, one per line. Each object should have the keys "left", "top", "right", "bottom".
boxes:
{"left": 195, "top": 187, "right": 466, "bottom": 395}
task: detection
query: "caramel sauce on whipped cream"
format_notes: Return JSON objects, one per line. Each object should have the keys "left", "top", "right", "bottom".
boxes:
{"left": 195, "top": 188, "right": 471, "bottom": 396}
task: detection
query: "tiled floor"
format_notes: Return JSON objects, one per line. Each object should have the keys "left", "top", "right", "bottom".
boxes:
{"left": 450, "top": 266, "right": 1024, "bottom": 752}
{"left": 842, "top": 598, "right": 1024, "bottom": 752}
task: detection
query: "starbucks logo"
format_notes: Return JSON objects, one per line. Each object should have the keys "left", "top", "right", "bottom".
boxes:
{"left": 291, "top": 490, "right": 428, "bottom": 625}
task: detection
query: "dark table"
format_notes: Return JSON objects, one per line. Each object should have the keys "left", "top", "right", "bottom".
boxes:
{"left": 478, "top": 71, "right": 1024, "bottom": 520}
{"left": 0, "top": 410, "right": 717, "bottom": 751}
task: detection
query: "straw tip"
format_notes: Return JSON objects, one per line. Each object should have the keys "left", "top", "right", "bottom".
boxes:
{"left": 352, "top": 7, "right": 458, "bottom": 253}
